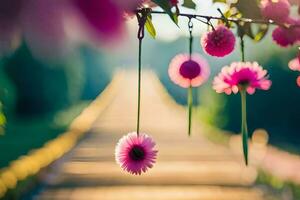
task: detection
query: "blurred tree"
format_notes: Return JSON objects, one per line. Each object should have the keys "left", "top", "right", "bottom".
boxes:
{"left": 79, "top": 46, "right": 111, "bottom": 100}
{"left": 3, "top": 43, "right": 85, "bottom": 116}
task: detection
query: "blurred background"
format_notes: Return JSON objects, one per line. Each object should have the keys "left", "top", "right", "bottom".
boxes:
{"left": 0, "top": 0, "right": 299, "bottom": 199}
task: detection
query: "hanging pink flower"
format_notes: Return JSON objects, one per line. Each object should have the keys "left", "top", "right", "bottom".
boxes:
{"left": 272, "top": 19, "right": 300, "bottom": 47}
{"left": 73, "top": 0, "right": 125, "bottom": 41}
{"left": 168, "top": 53, "right": 210, "bottom": 88}
{"left": 201, "top": 25, "right": 236, "bottom": 57}
{"left": 260, "top": 0, "right": 291, "bottom": 23}
{"left": 115, "top": 132, "right": 158, "bottom": 175}
{"left": 213, "top": 62, "right": 272, "bottom": 95}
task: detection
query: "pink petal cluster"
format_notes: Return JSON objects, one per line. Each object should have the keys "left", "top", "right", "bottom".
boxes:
{"left": 115, "top": 132, "right": 158, "bottom": 175}
{"left": 272, "top": 18, "right": 300, "bottom": 47}
{"left": 213, "top": 62, "right": 272, "bottom": 95}
{"left": 261, "top": 0, "right": 300, "bottom": 48}
{"left": 21, "top": 0, "right": 70, "bottom": 59}
{"left": 288, "top": 55, "right": 300, "bottom": 87}
{"left": 168, "top": 53, "right": 210, "bottom": 88}
{"left": 0, "top": 0, "right": 71, "bottom": 59}
{"left": 297, "top": 76, "right": 300, "bottom": 87}
{"left": 73, "top": 0, "right": 125, "bottom": 41}
{"left": 0, "top": 0, "right": 144, "bottom": 58}
{"left": 201, "top": 25, "right": 236, "bottom": 57}
{"left": 288, "top": 56, "right": 300, "bottom": 71}
{"left": 260, "top": 0, "right": 291, "bottom": 23}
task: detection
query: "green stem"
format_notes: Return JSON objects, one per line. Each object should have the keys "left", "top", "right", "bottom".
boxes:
{"left": 137, "top": 38, "right": 142, "bottom": 136}
{"left": 240, "top": 36, "right": 245, "bottom": 62}
{"left": 240, "top": 90, "right": 248, "bottom": 165}
{"left": 188, "top": 86, "right": 193, "bottom": 136}
{"left": 189, "top": 32, "right": 193, "bottom": 58}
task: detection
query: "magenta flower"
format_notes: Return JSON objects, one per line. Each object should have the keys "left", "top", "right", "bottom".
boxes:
{"left": 201, "top": 25, "right": 236, "bottom": 57}
{"left": 272, "top": 19, "right": 300, "bottom": 47}
{"left": 260, "top": 0, "right": 291, "bottom": 23}
{"left": 168, "top": 53, "right": 210, "bottom": 88}
{"left": 115, "top": 132, "right": 158, "bottom": 175}
{"left": 115, "top": 0, "right": 144, "bottom": 11}
{"left": 73, "top": 0, "right": 125, "bottom": 41}
{"left": 213, "top": 62, "right": 272, "bottom": 95}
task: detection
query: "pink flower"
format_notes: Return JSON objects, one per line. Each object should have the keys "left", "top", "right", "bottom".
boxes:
{"left": 115, "top": 0, "right": 144, "bottom": 11}
{"left": 272, "top": 19, "right": 300, "bottom": 47}
{"left": 213, "top": 62, "right": 272, "bottom": 95}
{"left": 288, "top": 56, "right": 300, "bottom": 71}
{"left": 73, "top": 0, "right": 125, "bottom": 41}
{"left": 168, "top": 53, "right": 210, "bottom": 88}
{"left": 170, "top": 0, "right": 179, "bottom": 6}
{"left": 21, "top": 0, "right": 70, "bottom": 60}
{"left": 201, "top": 25, "right": 236, "bottom": 57}
{"left": 297, "top": 76, "right": 300, "bottom": 87}
{"left": 260, "top": 0, "right": 290, "bottom": 23}
{"left": 288, "top": 55, "right": 300, "bottom": 87}
{"left": 115, "top": 132, "right": 158, "bottom": 175}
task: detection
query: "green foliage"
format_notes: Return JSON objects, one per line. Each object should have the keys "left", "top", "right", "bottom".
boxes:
{"left": 213, "top": 0, "right": 227, "bottom": 3}
{"left": 214, "top": 0, "right": 269, "bottom": 42}
{"left": 257, "top": 170, "right": 300, "bottom": 199}
{"left": 182, "top": 0, "right": 196, "bottom": 9}
{"left": 232, "top": 0, "right": 262, "bottom": 19}
{"left": 145, "top": 16, "right": 157, "bottom": 39}
{"left": 0, "top": 101, "right": 89, "bottom": 168}
{"left": 253, "top": 24, "right": 269, "bottom": 42}
{"left": 3, "top": 43, "right": 84, "bottom": 116}
{"left": 151, "top": 0, "right": 178, "bottom": 24}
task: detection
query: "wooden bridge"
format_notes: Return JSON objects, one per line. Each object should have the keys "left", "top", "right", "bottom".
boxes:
{"left": 30, "top": 70, "right": 278, "bottom": 200}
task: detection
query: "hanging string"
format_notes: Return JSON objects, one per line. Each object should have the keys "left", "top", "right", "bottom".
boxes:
{"left": 136, "top": 9, "right": 148, "bottom": 136}
{"left": 188, "top": 17, "right": 193, "bottom": 59}
{"left": 188, "top": 17, "right": 193, "bottom": 136}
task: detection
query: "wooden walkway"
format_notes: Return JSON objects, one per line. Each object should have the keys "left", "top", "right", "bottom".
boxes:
{"left": 31, "top": 71, "right": 276, "bottom": 200}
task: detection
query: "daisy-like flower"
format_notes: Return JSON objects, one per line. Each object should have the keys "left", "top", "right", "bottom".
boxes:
{"left": 201, "top": 25, "right": 236, "bottom": 57}
{"left": 213, "top": 62, "right": 272, "bottom": 95}
{"left": 260, "top": 0, "right": 291, "bottom": 23}
{"left": 168, "top": 53, "right": 210, "bottom": 88}
{"left": 115, "top": 132, "right": 158, "bottom": 175}
{"left": 213, "top": 62, "right": 271, "bottom": 165}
